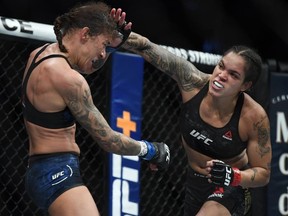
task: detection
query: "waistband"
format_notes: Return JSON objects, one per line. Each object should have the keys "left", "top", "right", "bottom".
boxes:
{"left": 187, "top": 166, "right": 207, "bottom": 179}
{"left": 28, "top": 152, "right": 79, "bottom": 165}
{"left": 188, "top": 163, "right": 249, "bottom": 179}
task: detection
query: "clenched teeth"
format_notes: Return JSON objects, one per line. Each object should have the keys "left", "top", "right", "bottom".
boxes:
{"left": 213, "top": 81, "right": 223, "bottom": 88}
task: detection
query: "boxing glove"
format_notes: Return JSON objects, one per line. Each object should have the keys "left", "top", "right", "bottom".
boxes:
{"left": 139, "top": 140, "right": 170, "bottom": 170}
{"left": 209, "top": 160, "right": 241, "bottom": 187}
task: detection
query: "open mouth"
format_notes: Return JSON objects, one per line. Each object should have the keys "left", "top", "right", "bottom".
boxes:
{"left": 92, "top": 59, "right": 98, "bottom": 69}
{"left": 92, "top": 59, "right": 104, "bottom": 70}
{"left": 213, "top": 80, "right": 224, "bottom": 88}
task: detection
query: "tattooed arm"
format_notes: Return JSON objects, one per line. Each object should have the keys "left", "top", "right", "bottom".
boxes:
{"left": 240, "top": 99, "right": 272, "bottom": 188}
{"left": 61, "top": 71, "right": 142, "bottom": 155}
{"left": 122, "top": 32, "right": 210, "bottom": 93}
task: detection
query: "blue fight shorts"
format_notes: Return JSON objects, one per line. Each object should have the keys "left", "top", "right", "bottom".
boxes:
{"left": 25, "top": 152, "right": 84, "bottom": 211}
{"left": 184, "top": 166, "right": 252, "bottom": 216}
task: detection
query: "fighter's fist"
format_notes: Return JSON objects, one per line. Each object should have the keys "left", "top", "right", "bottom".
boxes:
{"left": 209, "top": 160, "right": 241, "bottom": 187}
{"left": 140, "top": 141, "right": 170, "bottom": 170}
{"left": 106, "top": 8, "right": 132, "bottom": 53}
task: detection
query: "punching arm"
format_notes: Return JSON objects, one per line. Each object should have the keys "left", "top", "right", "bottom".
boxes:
{"left": 138, "top": 140, "right": 170, "bottom": 170}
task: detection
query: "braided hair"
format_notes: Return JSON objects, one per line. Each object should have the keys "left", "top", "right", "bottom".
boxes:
{"left": 223, "top": 45, "right": 263, "bottom": 86}
{"left": 53, "top": 1, "right": 117, "bottom": 52}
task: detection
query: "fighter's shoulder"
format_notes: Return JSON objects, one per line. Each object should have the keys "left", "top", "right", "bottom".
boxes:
{"left": 41, "top": 56, "right": 85, "bottom": 91}
{"left": 242, "top": 93, "right": 268, "bottom": 123}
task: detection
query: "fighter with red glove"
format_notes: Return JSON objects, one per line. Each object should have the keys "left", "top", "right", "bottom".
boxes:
{"left": 208, "top": 160, "right": 242, "bottom": 187}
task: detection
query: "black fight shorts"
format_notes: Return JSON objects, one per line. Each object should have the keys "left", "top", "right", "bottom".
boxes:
{"left": 184, "top": 166, "right": 251, "bottom": 216}
{"left": 25, "top": 152, "right": 84, "bottom": 212}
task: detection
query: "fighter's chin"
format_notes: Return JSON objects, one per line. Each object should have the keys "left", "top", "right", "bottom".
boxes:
{"left": 71, "top": 64, "right": 86, "bottom": 74}
{"left": 75, "top": 67, "right": 91, "bottom": 75}
{"left": 82, "top": 70, "right": 94, "bottom": 75}
{"left": 92, "top": 59, "right": 105, "bottom": 71}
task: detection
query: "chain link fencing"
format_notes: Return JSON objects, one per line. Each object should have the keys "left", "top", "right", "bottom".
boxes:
{"left": 0, "top": 21, "right": 274, "bottom": 215}
{"left": 0, "top": 37, "right": 187, "bottom": 216}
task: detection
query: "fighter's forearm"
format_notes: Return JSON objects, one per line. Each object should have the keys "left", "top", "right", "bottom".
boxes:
{"left": 122, "top": 32, "right": 150, "bottom": 52}
{"left": 123, "top": 32, "right": 209, "bottom": 91}
{"left": 122, "top": 32, "right": 188, "bottom": 81}
{"left": 240, "top": 167, "right": 270, "bottom": 188}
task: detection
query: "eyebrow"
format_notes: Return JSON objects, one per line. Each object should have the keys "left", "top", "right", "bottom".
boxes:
{"left": 221, "top": 59, "right": 242, "bottom": 77}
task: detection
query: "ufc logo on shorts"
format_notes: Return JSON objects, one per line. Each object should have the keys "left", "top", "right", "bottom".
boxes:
{"left": 224, "top": 167, "right": 232, "bottom": 186}
{"left": 52, "top": 171, "right": 64, "bottom": 180}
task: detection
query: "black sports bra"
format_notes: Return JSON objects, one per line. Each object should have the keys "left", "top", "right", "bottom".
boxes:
{"left": 180, "top": 82, "right": 247, "bottom": 159}
{"left": 22, "top": 44, "right": 75, "bottom": 129}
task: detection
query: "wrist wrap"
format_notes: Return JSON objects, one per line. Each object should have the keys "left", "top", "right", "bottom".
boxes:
{"left": 139, "top": 141, "right": 157, "bottom": 160}
{"left": 137, "top": 141, "right": 148, "bottom": 157}
{"left": 231, "top": 167, "right": 241, "bottom": 186}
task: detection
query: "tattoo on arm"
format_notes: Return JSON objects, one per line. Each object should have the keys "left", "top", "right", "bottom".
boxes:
{"left": 250, "top": 168, "right": 257, "bottom": 182}
{"left": 65, "top": 78, "right": 139, "bottom": 155}
{"left": 126, "top": 33, "right": 209, "bottom": 90}
{"left": 179, "top": 65, "right": 209, "bottom": 91}
{"left": 254, "top": 115, "right": 271, "bottom": 158}
{"left": 66, "top": 81, "right": 95, "bottom": 132}
{"left": 145, "top": 49, "right": 209, "bottom": 92}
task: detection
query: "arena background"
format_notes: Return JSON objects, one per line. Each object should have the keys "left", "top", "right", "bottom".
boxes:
{"left": 0, "top": 1, "right": 288, "bottom": 216}
{"left": 0, "top": 0, "right": 288, "bottom": 62}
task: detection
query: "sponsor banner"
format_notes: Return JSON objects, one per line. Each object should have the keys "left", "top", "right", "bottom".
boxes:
{"left": 0, "top": 16, "right": 55, "bottom": 42}
{"left": 160, "top": 45, "right": 221, "bottom": 66}
{"left": 0, "top": 16, "right": 221, "bottom": 66}
{"left": 109, "top": 52, "right": 144, "bottom": 216}
{"left": 267, "top": 72, "right": 288, "bottom": 216}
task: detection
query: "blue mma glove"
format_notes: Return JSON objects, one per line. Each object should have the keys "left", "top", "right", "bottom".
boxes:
{"left": 139, "top": 140, "right": 170, "bottom": 170}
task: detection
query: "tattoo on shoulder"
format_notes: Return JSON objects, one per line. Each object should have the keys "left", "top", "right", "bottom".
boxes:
{"left": 253, "top": 115, "right": 271, "bottom": 158}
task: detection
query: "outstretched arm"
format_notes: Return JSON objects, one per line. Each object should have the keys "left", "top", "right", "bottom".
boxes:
{"left": 122, "top": 32, "right": 210, "bottom": 92}
{"left": 55, "top": 68, "right": 170, "bottom": 170}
